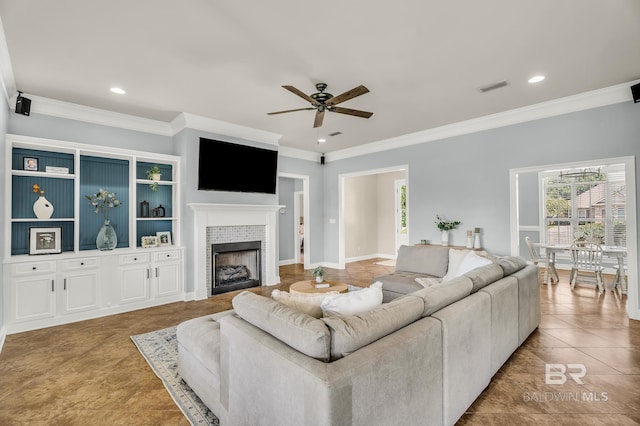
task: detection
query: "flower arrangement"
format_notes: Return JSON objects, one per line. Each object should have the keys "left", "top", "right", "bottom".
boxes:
{"left": 435, "top": 215, "right": 461, "bottom": 231}
{"left": 32, "top": 184, "right": 45, "bottom": 196}
{"left": 147, "top": 165, "right": 162, "bottom": 192}
{"left": 86, "top": 189, "right": 122, "bottom": 221}
{"left": 312, "top": 266, "right": 325, "bottom": 278}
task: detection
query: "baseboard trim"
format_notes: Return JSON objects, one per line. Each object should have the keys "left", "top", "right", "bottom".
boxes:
{"left": 0, "top": 326, "right": 6, "bottom": 354}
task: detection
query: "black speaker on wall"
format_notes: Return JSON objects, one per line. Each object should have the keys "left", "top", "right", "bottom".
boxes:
{"left": 15, "top": 91, "right": 31, "bottom": 116}
{"left": 631, "top": 83, "right": 640, "bottom": 103}
{"left": 320, "top": 155, "right": 325, "bottom": 165}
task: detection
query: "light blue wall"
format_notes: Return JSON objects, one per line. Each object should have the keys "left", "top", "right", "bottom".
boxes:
{"left": 323, "top": 102, "right": 640, "bottom": 262}
{"left": 278, "top": 177, "right": 295, "bottom": 261}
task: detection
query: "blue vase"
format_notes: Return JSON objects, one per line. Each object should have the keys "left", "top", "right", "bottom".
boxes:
{"left": 96, "top": 220, "right": 117, "bottom": 250}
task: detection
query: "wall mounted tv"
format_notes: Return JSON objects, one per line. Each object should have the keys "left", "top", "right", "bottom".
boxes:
{"left": 198, "top": 138, "right": 278, "bottom": 194}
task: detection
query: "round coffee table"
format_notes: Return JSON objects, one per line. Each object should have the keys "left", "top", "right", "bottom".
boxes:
{"left": 289, "top": 280, "right": 349, "bottom": 295}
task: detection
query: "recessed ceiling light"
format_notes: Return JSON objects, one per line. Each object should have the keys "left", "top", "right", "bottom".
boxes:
{"left": 110, "top": 87, "right": 126, "bottom": 95}
{"left": 528, "top": 75, "right": 545, "bottom": 84}
{"left": 317, "top": 138, "right": 326, "bottom": 143}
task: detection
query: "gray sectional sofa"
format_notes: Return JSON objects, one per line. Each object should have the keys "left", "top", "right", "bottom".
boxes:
{"left": 177, "top": 245, "right": 540, "bottom": 425}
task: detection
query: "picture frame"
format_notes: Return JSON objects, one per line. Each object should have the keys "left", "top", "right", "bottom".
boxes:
{"left": 156, "top": 231, "right": 172, "bottom": 246}
{"left": 141, "top": 235, "right": 159, "bottom": 248}
{"left": 23, "top": 156, "right": 39, "bottom": 171}
{"left": 29, "top": 227, "right": 62, "bottom": 255}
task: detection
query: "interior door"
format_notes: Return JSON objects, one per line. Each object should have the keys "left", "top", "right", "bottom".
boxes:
{"left": 395, "top": 179, "right": 408, "bottom": 252}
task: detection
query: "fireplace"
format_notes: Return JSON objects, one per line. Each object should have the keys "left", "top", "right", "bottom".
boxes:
{"left": 212, "top": 241, "right": 261, "bottom": 295}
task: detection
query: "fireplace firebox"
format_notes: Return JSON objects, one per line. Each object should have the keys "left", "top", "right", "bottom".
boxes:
{"left": 212, "top": 241, "right": 261, "bottom": 295}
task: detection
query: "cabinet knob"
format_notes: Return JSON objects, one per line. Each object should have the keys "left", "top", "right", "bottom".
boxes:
{"left": 166, "top": 254, "right": 170, "bottom": 257}
{"left": 32, "top": 266, "right": 37, "bottom": 270}
{"left": 134, "top": 257, "right": 137, "bottom": 261}
{"left": 80, "top": 262, "right": 84, "bottom": 266}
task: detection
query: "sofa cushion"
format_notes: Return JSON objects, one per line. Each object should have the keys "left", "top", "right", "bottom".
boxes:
{"left": 322, "top": 294, "right": 424, "bottom": 360}
{"left": 395, "top": 245, "right": 449, "bottom": 278}
{"left": 321, "top": 282, "right": 383, "bottom": 317}
{"left": 232, "top": 291, "right": 331, "bottom": 361}
{"left": 464, "top": 263, "right": 504, "bottom": 292}
{"left": 411, "top": 276, "right": 473, "bottom": 317}
{"left": 496, "top": 256, "right": 528, "bottom": 275}
{"left": 176, "top": 309, "right": 236, "bottom": 377}
{"left": 456, "top": 251, "right": 494, "bottom": 276}
{"left": 272, "top": 289, "right": 339, "bottom": 318}
{"left": 415, "top": 276, "right": 442, "bottom": 288}
{"left": 373, "top": 271, "right": 427, "bottom": 295}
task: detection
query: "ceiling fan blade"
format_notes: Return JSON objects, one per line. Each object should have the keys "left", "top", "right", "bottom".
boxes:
{"left": 267, "top": 107, "right": 315, "bottom": 115}
{"left": 313, "top": 110, "right": 325, "bottom": 128}
{"left": 325, "top": 85, "right": 369, "bottom": 106}
{"left": 282, "top": 85, "right": 318, "bottom": 105}
{"left": 331, "top": 106, "right": 373, "bottom": 119}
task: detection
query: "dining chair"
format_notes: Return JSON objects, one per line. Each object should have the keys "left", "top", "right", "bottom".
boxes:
{"left": 611, "top": 263, "right": 627, "bottom": 292}
{"left": 569, "top": 242, "right": 605, "bottom": 293}
{"left": 525, "top": 236, "right": 558, "bottom": 284}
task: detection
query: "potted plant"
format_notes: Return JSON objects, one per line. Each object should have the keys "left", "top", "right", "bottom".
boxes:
{"left": 147, "top": 165, "right": 161, "bottom": 192}
{"left": 435, "top": 214, "right": 461, "bottom": 246}
{"left": 312, "top": 266, "right": 325, "bottom": 283}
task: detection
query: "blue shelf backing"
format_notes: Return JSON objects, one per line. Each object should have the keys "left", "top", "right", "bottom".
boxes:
{"left": 12, "top": 148, "right": 75, "bottom": 174}
{"left": 12, "top": 175, "right": 75, "bottom": 219}
{"left": 136, "top": 161, "right": 172, "bottom": 181}
{"left": 136, "top": 183, "right": 172, "bottom": 218}
{"left": 11, "top": 221, "right": 75, "bottom": 255}
{"left": 136, "top": 220, "right": 173, "bottom": 247}
{"left": 79, "top": 156, "right": 129, "bottom": 250}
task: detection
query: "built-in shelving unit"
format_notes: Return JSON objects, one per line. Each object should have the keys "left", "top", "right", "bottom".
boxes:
{"left": 3, "top": 134, "right": 184, "bottom": 334}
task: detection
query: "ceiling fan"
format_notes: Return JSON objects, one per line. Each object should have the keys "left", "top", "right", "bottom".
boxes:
{"left": 268, "top": 83, "right": 373, "bottom": 128}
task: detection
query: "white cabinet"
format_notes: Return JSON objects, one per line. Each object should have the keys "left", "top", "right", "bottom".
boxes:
{"left": 60, "top": 258, "right": 100, "bottom": 314}
{"left": 154, "top": 249, "right": 182, "bottom": 298}
{"left": 118, "top": 253, "right": 151, "bottom": 304}
{"left": 10, "top": 264, "right": 57, "bottom": 323}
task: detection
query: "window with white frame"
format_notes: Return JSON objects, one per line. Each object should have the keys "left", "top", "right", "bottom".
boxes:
{"left": 541, "top": 164, "right": 626, "bottom": 247}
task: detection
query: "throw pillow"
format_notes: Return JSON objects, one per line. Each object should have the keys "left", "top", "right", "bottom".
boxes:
{"left": 320, "top": 281, "right": 384, "bottom": 317}
{"left": 414, "top": 276, "right": 442, "bottom": 288}
{"left": 456, "top": 251, "right": 493, "bottom": 276}
{"left": 271, "top": 289, "right": 339, "bottom": 319}
{"left": 442, "top": 248, "right": 470, "bottom": 281}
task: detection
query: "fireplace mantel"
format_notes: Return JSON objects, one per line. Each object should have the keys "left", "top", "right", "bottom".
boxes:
{"left": 189, "top": 203, "right": 283, "bottom": 300}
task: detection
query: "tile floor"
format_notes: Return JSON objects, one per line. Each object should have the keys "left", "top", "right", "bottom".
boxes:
{"left": 0, "top": 260, "right": 638, "bottom": 425}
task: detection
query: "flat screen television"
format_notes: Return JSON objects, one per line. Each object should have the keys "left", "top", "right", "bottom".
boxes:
{"left": 198, "top": 138, "right": 278, "bottom": 194}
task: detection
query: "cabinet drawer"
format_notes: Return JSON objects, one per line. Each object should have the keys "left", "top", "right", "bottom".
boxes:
{"left": 13, "top": 261, "right": 57, "bottom": 276}
{"left": 62, "top": 258, "right": 100, "bottom": 270}
{"left": 119, "top": 253, "right": 150, "bottom": 265}
{"left": 155, "top": 250, "right": 181, "bottom": 262}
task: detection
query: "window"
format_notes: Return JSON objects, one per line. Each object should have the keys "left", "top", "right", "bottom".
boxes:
{"left": 542, "top": 164, "right": 626, "bottom": 247}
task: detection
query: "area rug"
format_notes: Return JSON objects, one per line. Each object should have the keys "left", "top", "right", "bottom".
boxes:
{"left": 375, "top": 259, "right": 396, "bottom": 267}
{"left": 131, "top": 326, "right": 219, "bottom": 426}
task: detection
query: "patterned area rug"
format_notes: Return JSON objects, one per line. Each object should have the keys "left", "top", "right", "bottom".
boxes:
{"left": 131, "top": 326, "right": 219, "bottom": 425}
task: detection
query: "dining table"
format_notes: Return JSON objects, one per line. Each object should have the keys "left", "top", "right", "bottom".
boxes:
{"left": 536, "top": 243, "right": 627, "bottom": 293}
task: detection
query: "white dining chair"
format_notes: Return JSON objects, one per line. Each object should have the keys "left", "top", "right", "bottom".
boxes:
{"left": 525, "top": 236, "right": 558, "bottom": 284}
{"left": 569, "top": 242, "right": 605, "bottom": 293}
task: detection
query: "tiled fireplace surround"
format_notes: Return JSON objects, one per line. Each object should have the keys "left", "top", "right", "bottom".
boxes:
{"left": 189, "top": 203, "right": 282, "bottom": 300}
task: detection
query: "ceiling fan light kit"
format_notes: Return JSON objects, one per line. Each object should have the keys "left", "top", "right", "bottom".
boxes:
{"left": 268, "top": 83, "right": 373, "bottom": 128}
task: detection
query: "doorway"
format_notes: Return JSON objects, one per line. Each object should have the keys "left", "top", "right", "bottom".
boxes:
{"left": 279, "top": 173, "right": 310, "bottom": 270}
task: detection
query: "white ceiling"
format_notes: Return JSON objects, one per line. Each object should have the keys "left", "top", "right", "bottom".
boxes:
{"left": 1, "top": 0, "right": 639, "bottom": 153}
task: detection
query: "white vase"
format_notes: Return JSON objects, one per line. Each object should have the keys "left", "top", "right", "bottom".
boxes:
{"left": 33, "top": 195, "right": 54, "bottom": 219}
{"left": 315, "top": 276, "right": 323, "bottom": 283}
{"left": 441, "top": 230, "right": 449, "bottom": 246}
{"left": 474, "top": 233, "right": 481, "bottom": 249}
{"left": 151, "top": 173, "right": 161, "bottom": 181}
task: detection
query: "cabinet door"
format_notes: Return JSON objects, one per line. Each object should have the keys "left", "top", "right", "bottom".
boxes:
{"left": 119, "top": 265, "right": 150, "bottom": 304}
{"left": 156, "top": 262, "right": 180, "bottom": 297}
{"left": 12, "top": 275, "right": 56, "bottom": 322}
{"left": 62, "top": 271, "right": 100, "bottom": 314}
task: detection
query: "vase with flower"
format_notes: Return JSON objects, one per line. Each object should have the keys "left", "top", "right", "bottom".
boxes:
{"left": 32, "top": 184, "right": 54, "bottom": 219}
{"left": 86, "top": 189, "right": 122, "bottom": 250}
{"left": 435, "top": 215, "right": 461, "bottom": 246}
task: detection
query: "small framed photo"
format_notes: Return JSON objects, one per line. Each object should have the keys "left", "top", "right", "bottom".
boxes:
{"left": 141, "top": 235, "right": 159, "bottom": 248}
{"left": 156, "top": 231, "right": 172, "bottom": 246}
{"left": 29, "top": 227, "right": 62, "bottom": 255}
{"left": 23, "top": 156, "right": 39, "bottom": 171}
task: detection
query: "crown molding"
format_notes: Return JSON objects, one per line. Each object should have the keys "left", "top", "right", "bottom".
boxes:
{"left": 277, "top": 145, "right": 320, "bottom": 162}
{"left": 24, "top": 95, "right": 174, "bottom": 136}
{"left": 326, "top": 80, "right": 640, "bottom": 162}
{"left": 171, "top": 112, "right": 281, "bottom": 146}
